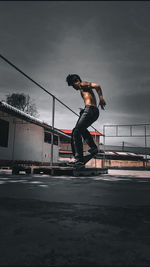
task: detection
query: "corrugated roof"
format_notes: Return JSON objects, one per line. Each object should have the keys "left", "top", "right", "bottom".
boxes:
{"left": 0, "top": 101, "right": 70, "bottom": 139}
{"left": 60, "top": 129, "right": 103, "bottom": 136}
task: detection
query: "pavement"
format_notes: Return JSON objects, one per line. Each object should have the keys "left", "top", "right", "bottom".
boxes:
{"left": 0, "top": 169, "right": 150, "bottom": 266}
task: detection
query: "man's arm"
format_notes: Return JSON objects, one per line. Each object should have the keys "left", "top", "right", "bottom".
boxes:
{"left": 90, "top": 83, "right": 106, "bottom": 110}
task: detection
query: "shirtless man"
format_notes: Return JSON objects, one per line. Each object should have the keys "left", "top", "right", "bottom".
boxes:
{"left": 66, "top": 74, "right": 106, "bottom": 168}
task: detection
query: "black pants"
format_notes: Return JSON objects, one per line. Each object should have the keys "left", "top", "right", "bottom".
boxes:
{"left": 71, "top": 105, "right": 99, "bottom": 161}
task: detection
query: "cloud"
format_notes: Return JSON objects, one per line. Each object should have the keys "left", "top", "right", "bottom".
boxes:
{"left": 107, "top": 90, "right": 150, "bottom": 124}
{"left": 0, "top": 1, "right": 150, "bottom": 131}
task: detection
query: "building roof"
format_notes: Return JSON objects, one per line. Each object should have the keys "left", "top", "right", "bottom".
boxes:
{"left": 0, "top": 101, "right": 70, "bottom": 139}
{"left": 60, "top": 129, "right": 103, "bottom": 136}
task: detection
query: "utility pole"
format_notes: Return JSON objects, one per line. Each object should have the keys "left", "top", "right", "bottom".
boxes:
{"left": 122, "top": 141, "right": 124, "bottom": 151}
{"left": 50, "top": 96, "right": 55, "bottom": 175}
{"left": 144, "top": 125, "right": 147, "bottom": 167}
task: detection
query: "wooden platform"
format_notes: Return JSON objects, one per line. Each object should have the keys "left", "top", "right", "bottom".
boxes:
{"left": 12, "top": 165, "right": 108, "bottom": 176}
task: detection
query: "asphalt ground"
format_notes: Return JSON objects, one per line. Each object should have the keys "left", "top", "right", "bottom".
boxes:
{"left": 0, "top": 170, "right": 150, "bottom": 266}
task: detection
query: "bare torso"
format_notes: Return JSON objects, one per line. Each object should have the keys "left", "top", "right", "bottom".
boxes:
{"left": 72, "top": 79, "right": 106, "bottom": 110}
{"left": 80, "top": 82, "right": 97, "bottom": 107}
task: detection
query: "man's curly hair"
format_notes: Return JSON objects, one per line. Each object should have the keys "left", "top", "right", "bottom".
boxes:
{"left": 66, "top": 74, "right": 82, "bottom": 86}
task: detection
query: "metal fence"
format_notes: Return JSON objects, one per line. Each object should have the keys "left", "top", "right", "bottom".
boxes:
{"left": 103, "top": 124, "right": 150, "bottom": 168}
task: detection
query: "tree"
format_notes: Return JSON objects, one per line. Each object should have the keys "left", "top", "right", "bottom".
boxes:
{"left": 6, "top": 93, "right": 39, "bottom": 117}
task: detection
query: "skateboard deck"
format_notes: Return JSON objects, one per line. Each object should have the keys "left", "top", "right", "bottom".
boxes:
{"left": 60, "top": 150, "right": 105, "bottom": 169}
{"left": 68, "top": 153, "right": 98, "bottom": 169}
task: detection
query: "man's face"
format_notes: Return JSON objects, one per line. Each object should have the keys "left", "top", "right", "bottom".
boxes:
{"left": 72, "top": 80, "right": 81, "bottom": 90}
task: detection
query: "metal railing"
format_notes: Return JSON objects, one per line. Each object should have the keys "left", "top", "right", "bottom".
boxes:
{"left": 0, "top": 54, "right": 102, "bottom": 171}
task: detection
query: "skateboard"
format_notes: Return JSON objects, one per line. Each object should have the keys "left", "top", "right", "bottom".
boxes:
{"left": 59, "top": 150, "right": 105, "bottom": 169}
{"left": 61, "top": 154, "right": 94, "bottom": 169}
{"left": 66, "top": 150, "right": 104, "bottom": 169}
{"left": 64, "top": 155, "right": 94, "bottom": 169}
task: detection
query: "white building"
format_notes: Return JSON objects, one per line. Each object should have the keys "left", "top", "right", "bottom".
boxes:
{"left": 0, "top": 101, "right": 70, "bottom": 167}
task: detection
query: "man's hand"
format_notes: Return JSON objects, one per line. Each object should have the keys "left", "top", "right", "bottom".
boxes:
{"left": 79, "top": 108, "right": 84, "bottom": 115}
{"left": 99, "top": 99, "right": 106, "bottom": 110}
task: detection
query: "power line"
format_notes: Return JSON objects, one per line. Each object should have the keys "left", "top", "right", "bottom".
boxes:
{"left": 0, "top": 53, "right": 102, "bottom": 134}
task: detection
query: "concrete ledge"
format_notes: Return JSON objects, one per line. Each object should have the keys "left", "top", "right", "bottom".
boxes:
{"left": 108, "top": 166, "right": 150, "bottom": 171}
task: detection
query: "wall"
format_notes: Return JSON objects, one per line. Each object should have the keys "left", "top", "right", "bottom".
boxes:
{"left": 0, "top": 111, "right": 58, "bottom": 164}
{"left": 105, "top": 159, "right": 144, "bottom": 168}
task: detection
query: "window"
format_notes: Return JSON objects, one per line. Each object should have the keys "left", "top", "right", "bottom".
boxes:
{"left": 0, "top": 119, "right": 9, "bottom": 147}
{"left": 60, "top": 135, "right": 70, "bottom": 144}
{"left": 44, "top": 132, "right": 58, "bottom": 145}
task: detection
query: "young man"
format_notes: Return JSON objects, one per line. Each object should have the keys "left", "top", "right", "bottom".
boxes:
{"left": 66, "top": 74, "right": 106, "bottom": 168}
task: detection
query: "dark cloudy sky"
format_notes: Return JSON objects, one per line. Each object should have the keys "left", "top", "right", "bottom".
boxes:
{"left": 0, "top": 1, "right": 150, "bottom": 145}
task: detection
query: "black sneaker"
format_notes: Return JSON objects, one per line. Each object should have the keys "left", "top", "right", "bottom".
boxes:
{"left": 67, "top": 160, "right": 85, "bottom": 169}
